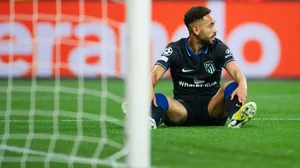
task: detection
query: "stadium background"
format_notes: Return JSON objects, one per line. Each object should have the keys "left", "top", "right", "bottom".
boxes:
{"left": 1, "top": 0, "right": 300, "bottom": 168}
{"left": 0, "top": 0, "right": 300, "bottom": 79}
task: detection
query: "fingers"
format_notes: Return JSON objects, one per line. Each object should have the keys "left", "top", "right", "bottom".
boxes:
{"left": 231, "top": 91, "right": 246, "bottom": 105}
{"left": 241, "top": 96, "right": 247, "bottom": 105}
{"left": 237, "top": 95, "right": 246, "bottom": 105}
{"left": 152, "top": 94, "right": 158, "bottom": 107}
{"left": 239, "top": 97, "right": 244, "bottom": 105}
{"left": 230, "top": 90, "right": 236, "bottom": 100}
{"left": 239, "top": 93, "right": 247, "bottom": 105}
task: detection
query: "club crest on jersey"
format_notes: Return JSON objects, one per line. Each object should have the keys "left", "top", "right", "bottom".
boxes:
{"left": 225, "top": 48, "right": 232, "bottom": 54}
{"left": 204, "top": 61, "right": 216, "bottom": 74}
{"left": 161, "top": 47, "right": 173, "bottom": 56}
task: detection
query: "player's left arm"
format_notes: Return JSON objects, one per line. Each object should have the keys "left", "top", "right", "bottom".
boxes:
{"left": 217, "top": 43, "right": 247, "bottom": 105}
{"left": 225, "top": 61, "right": 247, "bottom": 105}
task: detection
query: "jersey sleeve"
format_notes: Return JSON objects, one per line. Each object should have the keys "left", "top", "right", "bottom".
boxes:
{"left": 216, "top": 43, "right": 235, "bottom": 68}
{"left": 154, "top": 45, "right": 178, "bottom": 71}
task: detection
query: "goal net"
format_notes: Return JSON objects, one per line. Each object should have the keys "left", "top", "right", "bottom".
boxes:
{"left": 0, "top": 0, "right": 151, "bottom": 168}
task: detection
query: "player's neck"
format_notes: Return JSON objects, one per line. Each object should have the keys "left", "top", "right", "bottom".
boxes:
{"left": 187, "top": 36, "right": 205, "bottom": 55}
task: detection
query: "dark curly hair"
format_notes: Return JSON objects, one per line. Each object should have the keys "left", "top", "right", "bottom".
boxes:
{"left": 184, "top": 6, "right": 211, "bottom": 29}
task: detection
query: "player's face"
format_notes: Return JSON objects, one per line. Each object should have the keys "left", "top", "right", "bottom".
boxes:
{"left": 192, "top": 14, "right": 217, "bottom": 45}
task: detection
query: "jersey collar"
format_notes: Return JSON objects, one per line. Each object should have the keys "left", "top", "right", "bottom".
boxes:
{"left": 185, "top": 37, "right": 208, "bottom": 57}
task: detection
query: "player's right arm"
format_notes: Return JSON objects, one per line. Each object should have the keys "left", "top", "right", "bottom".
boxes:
{"left": 151, "top": 45, "right": 177, "bottom": 106}
{"left": 150, "top": 65, "right": 167, "bottom": 106}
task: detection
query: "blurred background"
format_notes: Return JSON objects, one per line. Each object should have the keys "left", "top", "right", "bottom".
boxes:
{"left": 0, "top": 0, "right": 299, "bottom": 79}
{"left": 0, "top": 0, "right": 300, "bottom": 168}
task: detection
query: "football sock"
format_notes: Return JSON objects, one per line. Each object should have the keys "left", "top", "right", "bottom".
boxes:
{"left": 151, "top": 93, "right": 169, "bottom": 126}
{"left": 224, "top": 82, "right": 242, "bottom": 119}
{"left": 225, "top": 96, "right": 242, "bottom": 119}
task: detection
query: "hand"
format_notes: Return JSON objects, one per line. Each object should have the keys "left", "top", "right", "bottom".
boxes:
{"left": 231, "top": 86, "right": 247, "bottom": 105}
{"left": 150, "top": 87, "right": 158, "bottom": 107}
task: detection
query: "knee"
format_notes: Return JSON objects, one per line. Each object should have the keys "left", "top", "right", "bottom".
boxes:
{"left": 220, "top": 80, "right": 235, "bottom": 92}
{"left": 167, "top": 111, "right": 187, "bottom": 125}
{"left": 221, "top": 81, "right": 238, "bottom": 99}
{"left": 165, "top": 98, "right": 188, "bottom": 125}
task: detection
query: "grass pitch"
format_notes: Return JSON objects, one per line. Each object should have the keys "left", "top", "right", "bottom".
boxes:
{"left": 0, "top": 79, "right": 300, "bottom": 168}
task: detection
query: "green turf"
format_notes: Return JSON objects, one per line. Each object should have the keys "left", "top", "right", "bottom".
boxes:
{"left": 0, "top": 79, "right": 300, "bottom": 168}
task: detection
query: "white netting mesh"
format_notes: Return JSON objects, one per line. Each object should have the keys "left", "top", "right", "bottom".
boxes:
{"left": 0, "top": 0, "right": 129, "bottom": 167}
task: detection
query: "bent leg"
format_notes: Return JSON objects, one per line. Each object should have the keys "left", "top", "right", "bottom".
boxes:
{"left": 208, "top": 81, "right": 238, "bottom": 119}
{"left": 152, "top": 93, "right": 187, "bottom": 126}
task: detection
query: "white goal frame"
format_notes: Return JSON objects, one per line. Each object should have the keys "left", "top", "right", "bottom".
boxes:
{"left": 126, "top": 0, "right": 152, "bottom": 167}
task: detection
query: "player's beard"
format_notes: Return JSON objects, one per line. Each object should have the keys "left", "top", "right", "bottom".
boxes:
{"left": 200, "top": 38, "right": 211, "bottom": 46}
{"left": 198, "top": 37, "right": 211, "bottom": 46}
{"left": 198, "top": 33, "right": 216, "bottom": 46}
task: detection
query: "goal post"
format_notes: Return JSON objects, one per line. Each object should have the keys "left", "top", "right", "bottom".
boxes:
{"left": 126, "top": 0, "right": 152, "bottom": 167}
{"left": 0, "top": 0, "right": 152, "bottom": 167}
